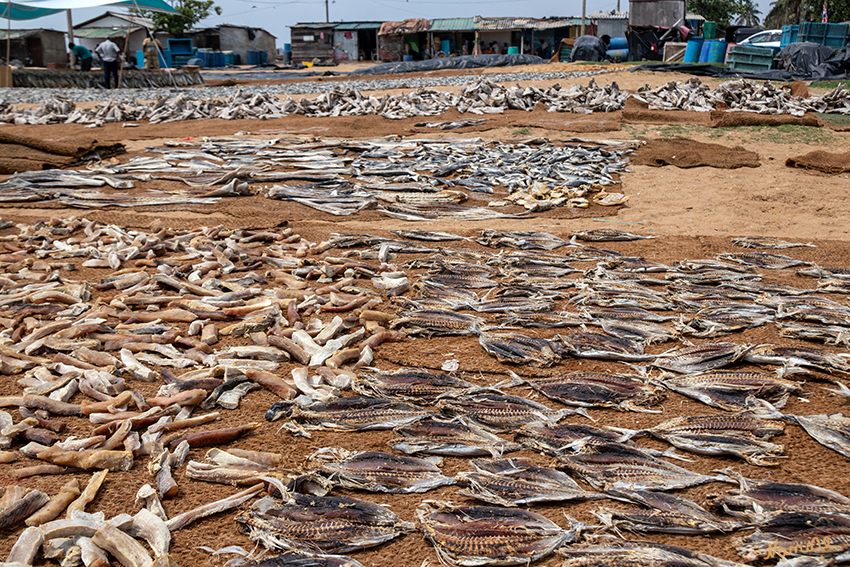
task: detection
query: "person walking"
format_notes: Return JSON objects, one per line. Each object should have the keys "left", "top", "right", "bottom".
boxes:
{"left": 95, "top": 37, "right": 121, "bottom": 89}
{"left": 67, "top": 42, "right": 93, "bottom": 72}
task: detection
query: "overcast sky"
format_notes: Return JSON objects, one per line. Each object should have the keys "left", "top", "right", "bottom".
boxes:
{"left": 9, "top": 0, "right": 776, "bottom": 46}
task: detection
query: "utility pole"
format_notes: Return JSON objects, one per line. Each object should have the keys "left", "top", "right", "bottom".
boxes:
{"left": 325, "top": 0, "right": 328, "bottom": 22}
{"left": 581, "top": 0, "right": 586, "bottom": 35}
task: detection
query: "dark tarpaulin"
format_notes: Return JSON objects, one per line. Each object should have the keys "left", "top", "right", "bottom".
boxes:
{"left": 629, "top": 52, "right": 850, "bottom": 81}
{"left": 777, "top": 42, "right": 835, "bottom": 73}
{"left": 350, "top": 54, "right": 545, "bottom": 75}
{"left": 628, "top": 29, "right": 663, "bottom": 62}
{"left": 569, "top": 35, "right": 607, "bottom": 62}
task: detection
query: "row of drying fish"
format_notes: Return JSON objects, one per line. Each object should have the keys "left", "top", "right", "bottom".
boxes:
{"left": 635, "top": 78, "right": 850, "bottom": 116}
{"left": 2, "top": 77, "right": 848, "bottom": 125}
{"left": 0, "top": 136, "right": 635, "bottom": 216}
{"left": 0, "top": 218, "right": 848, "bottom": 567}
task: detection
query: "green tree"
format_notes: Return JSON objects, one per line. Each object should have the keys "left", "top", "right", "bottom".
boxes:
{"left": 136, "top": 0, "right": 222, "bottom": 36}
{"left": 735, "top": 0, "right": 762, "bottom": 25}
{"left": 765, "top": 0, "right": 850, "bottom": 27}
{"left": 686, "top": 0, "right": 744, "bottom": 27}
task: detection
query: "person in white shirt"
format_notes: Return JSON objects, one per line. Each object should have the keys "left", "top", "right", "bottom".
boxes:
{"left": 95, "top": 38, "right": 121, "bottom": 89}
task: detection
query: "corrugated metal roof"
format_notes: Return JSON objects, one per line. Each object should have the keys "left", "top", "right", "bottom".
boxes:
{"left": 334, "top": 22, "right": 382, "bottom": 30}
{"left": 473, "top": 16, "right": 573, "bottom": 30}
{"left": 430, "top": 17, "right": 475, "bottom": 31}
{"left": 587, "top": 10, "right": 628, "bottom": 19}
{"left": 0, "top": 29, "right": 48, "bottom": 39}
{"left": 291, "top": 22, "right": 335, "bottom": 30}
{"left": 73, "top": 27, "right": 141, "bottom": 38}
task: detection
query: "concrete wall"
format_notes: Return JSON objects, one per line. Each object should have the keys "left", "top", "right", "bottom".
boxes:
{"left": 42, "top": 30, "right": 68, "bottom": 66}
{"left": 478, "top": 31, "right": 514, "bottom": 52}
{"left": 218, "top": 26, "right": 276, "bottom": 62}
{"left": 630, "top": 0, "right": 686, "bottom": 28}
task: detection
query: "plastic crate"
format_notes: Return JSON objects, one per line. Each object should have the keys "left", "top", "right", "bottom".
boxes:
{"left": 780, "top": 24, "right": 798, "bottom": 47}
{"left": 798, "top": 22, "right": 849, "bottom": 49}
{"left": 167, "top": 38, "right": 194, "bottom": 54}
{"left": 726, "top": 44, "right": 774, "bottom": 72}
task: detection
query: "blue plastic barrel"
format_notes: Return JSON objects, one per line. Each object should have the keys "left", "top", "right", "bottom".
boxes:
{"left": 441, "top": 39, "right": 450, "bottom": 54}
{"left": 698, "top": 40, "right": 711, "bottom": 62}
{"left": 609, "top": 37, "right": 628, "bottom": 49}
{"left": 246, "top": 50, "right": 259, "bottom": 65}
{"left": 284, "top": 43, "right": 291, "bottom": 52}
{"left": 606, "top": 48, "right": 629, "bottom": 60}
{"left": 402, "top": 54, "right": 413, "bottom": 61}
{"left": 683, "top": 37, "right": 704, "bottom": 63}
{"left": 707, "top": 40, "right": 727, "bottom": 63}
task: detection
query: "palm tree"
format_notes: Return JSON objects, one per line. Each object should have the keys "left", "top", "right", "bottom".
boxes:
{"left": 736, "top": 0, "right": 762, "bottom": 25}
{"left": 765, "top": 0, "right": 800, "bottom": 27}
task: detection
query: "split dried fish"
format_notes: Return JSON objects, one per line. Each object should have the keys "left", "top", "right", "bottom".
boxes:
{"left": 525, "top": 372, "right": 664, "bottom": 412}
{"left": 572, "top": 229, "right": 655, "bottom": 241}
{"left": 352, "top": 369, "right": 478, "bottom": 403}
{"left": 437, "top": 392, "right": 586, "bottom": 431}
{"left": 390, "top": 416, "right": 522, "bottom": 457}
{"left": 786, "top": 413, "right": 850, "bottom": 459}
{"left": 559, "top": 539, "right": 751, "bottom": 567}
{"left": 238, "top": 494, "right": 414, "bottom": 554}
{"left": 594, "top": 488, "right": 743, "bottom": 534}
{"left": 733, "top": 237, "right": 815, "bottom": 249}
{"left": 478, "top": 331, "right": 558, "bottom": 367}
{"left": 653, "top": 342, "right": 754, "bottom": 374}
{"left": 662, "top": 371, "right": 803, "bottom": 411}
{"left": 271, "top": 396, "right": 433, "bottom": 430}
{"left": 456, "top": 458, "right": 603, "bottom": 506}
{"left": 416, "top": 500, "right": 577, "bottom": 566}
{"left": 307, "top": 447, "right": 454, "bottom": 493}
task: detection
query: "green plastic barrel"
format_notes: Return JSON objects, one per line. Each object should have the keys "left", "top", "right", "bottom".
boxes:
{"left": 507, "top": 46, "right": 519, "bottom": 54}
{"left": 703, "top": 21, "right": 716, "bottom": 40}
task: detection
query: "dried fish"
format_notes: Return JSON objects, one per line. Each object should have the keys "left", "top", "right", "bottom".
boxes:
{"left": 653, "top": 342, "right": 754, "bottom": 374}
{"left": 717, "top": 252, "right": 811, "bottom": 270}
{"left": 558, "top": 539, "right": 751, "bottom": 567}
{"left": 352, "top": 369, "right": 478, "bottom": 403}
{"left": 594, "top": 488, "right": 743, "bottom": 534}
{"left": 525, "top": 372, "right": 664, "bottom": 412}
{"left": 732, "top": 237, "right": 815, "bottom": 249}
{"left": 662, "top": 371, "right": 803, "bottom": 411}
{"left": 457, "top": 458, "right": 602, "bottom": 506}
{"left": 238, "top": 493, "right": 414, "bottom": 553}
{"left": 416, "top": 501, "right": 576, "bottom": 566}
{"left": 390, "top": 416, "right": 522, "bottom": 457}
{"left": 478, "top": 331, "right": 558, "bottom": 367}
{"left": 438, "top": 392, "right": 585, "bottom": 430}
{"left": 308, "top": 447, "right": 454, "bottom": 493}
{"left": 786, "top": 413, "right": 850, "bottom": 459}
{"left": 572, "top": 228, "right": 656, "bottom": 241}
{"left": 391, "top": 309, "right": 484, "bottom": 336}
{"left": 279, "top": 396, "right": 434, "bottom": 430}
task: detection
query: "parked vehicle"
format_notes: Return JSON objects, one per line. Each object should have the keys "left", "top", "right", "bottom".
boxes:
{"left": 740, "top": 29, "right": 782, "bottom": 49}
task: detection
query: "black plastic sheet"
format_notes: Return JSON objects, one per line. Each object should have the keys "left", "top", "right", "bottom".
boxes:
{"left": 628, "top": 29, "right": 663, "bottom": 62}
{"left": 350, "top": 54, "right": 545, "bottom": 76}
{"left": 777, "top": 42, "right": 836, "bottom": 73}
{"left": 569, "top": 35, "right": 608, "bottom": 62}
{"left": 630, "top": 58, "right": 850, "bottom": 81}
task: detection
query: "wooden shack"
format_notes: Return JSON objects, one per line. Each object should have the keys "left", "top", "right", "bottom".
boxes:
{"left": 289, "top": 22, "right": 335, "bottom": 63}
{"left": 0, "top": 28, "right": 67, "bottom": 67}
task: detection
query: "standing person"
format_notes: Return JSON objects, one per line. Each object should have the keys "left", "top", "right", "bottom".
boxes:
{"left": 67, "top": 42, "right": 93, "bottom": 72}
{"left": 142, "top": 36, "right": 162, "bottom": 70}
{"left": 493, "top": 41, "right": 501, "bottom": 54}
{"left": 503, "top": 42, "right": 509, "bottom": 53}
{"left": 539, "top": 38, "right": 549, "bottom": 59}
{"left": 95, "top": 37, "right": 121, "bottom": 89}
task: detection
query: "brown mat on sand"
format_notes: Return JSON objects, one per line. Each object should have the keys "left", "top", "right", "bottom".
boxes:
{"left": 0, "top": 132, "right": 124, "bottom": 174}
{"left": 511, "top": 116, "right": 622, "bottom": 132}
{"left": 710, "top": 111, "right": 822, "bottom": 128}
{"left": 786, "top": 150, "right": 850, "bottom": 174}
{"left": 631, "top": 138, "right": 760, "bottom": 169}
{"left": 622, "top": 98, "right": 713, "bottom": 125}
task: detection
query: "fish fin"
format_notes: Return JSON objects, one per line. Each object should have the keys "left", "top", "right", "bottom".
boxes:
{"left": 659, "top": 447, "right": 695, "bottom": 462}
{"left": 604, "top": 425, "right": 642, "bottom": 442}
{"left": 826, "top": 381, "right": 850, "bottom": 398}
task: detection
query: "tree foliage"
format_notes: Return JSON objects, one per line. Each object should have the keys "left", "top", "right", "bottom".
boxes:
{"left": 765, "top": 0, "right": 850, "bottom": 27}
{"left": 136, "top": 0, "right": 222, "bottom": 36}
{"left": 686, "top": 0, "right": 757, "bottom": 27}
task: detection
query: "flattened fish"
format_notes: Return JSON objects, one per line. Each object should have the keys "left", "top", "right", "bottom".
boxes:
{"left": 594, "top": 488, "right": 743, "bottom": 534}
{"left": 438, "top": 393, "right": 587, "bottom": 431}
{"left": 652, "top": 342, "right": 753, "bottom": 374}
{"left": 732, "top": 237, "right": 814, "bottom": 249}
{"left": 391, "top": 309, "right": 483, "bottom": 336}
{"left": 352, "top": 369, "right": 478, "bottom": 403}
{"left": 717, "top": 252, "right": 810, "bottom": 270}
{"left": 662, "top": 371, "right": 803, "bottom": 411}
{"left": 572, "top": 228, "right": 656, "bottom": 242}
{"left": 391, "top": 416, "right": 522, "bottom": 457}
{"left": 786, "top": 413, "right": 850, "bottom": 459}
{"left": 478, "top": 332, "right": 558, "bottom": 367}
{"left": 559, "top": 540, "right": 751, "bottom": 567}
{"left": 416, "top": 501, "right": 576, "bottom": 566}
{"left": 457, "top": 458, "right": 603, "bottom": 506}
{"left": 526, "top": 372, "right": 664, "bottom": 412}
{"left": 238, "top": 494, "right": 414, "bottom": 554}
{"left": 308, "top": 448, "right": 454, "bottom": 493}
{"left": 279, "top": 396, "right": 434, "bottom": 430}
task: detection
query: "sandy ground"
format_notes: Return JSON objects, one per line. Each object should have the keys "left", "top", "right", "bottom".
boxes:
{"left": 1, "top": 65, "right": 850, "bottom": 567}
